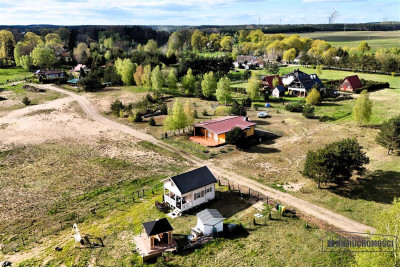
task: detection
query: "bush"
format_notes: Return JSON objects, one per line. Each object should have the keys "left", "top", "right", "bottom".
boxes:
{"left": 226, "top": 127, "right": 248, "bottom": 148}
{"left": 231, "top": 100, "right": 247, "bottom": 116}
{"left": 242, "top": 70, "right": 251, "bottom": 80}
{"left": 160, "top": 103, "right": 168, "bottom": 115}
{"left": 215, "top": 106, "right": 231, "bottom": 116}
{"left": 356, "top": 79, "right": 390, "bottom": 93}
{"left": 194, "top": 110, "right": 198, "bottom": 118}
{"left": 110, "top": 100, "right": 124, "bottom": 116}
{"left": 133, "top": 112, "right": 143, "bottom": 122}
{"left": 202, "top": 109, "right": 209, "bottom": 116}
{"left": 77, "top": 70, "right": 104, "bottom": 92}
{"left": 306, "top": 88, "right": 322, "bottom": 105}
{"left": 285, "top": 101, "right": 304, "bottom": 112}
{"left": 242, "top": 97, "right": 252, "bottom": 107}
{"left": 319, "top": 115, "right": 335, "bottom": 122}
{"left": 148, "top": 117, "right": 156, "bottom": 126}
{"left": 302, "top": 104, "right": 315, "bottom": 118}
{"left": 22, "top": 96, "right": 31, "bottom": 106}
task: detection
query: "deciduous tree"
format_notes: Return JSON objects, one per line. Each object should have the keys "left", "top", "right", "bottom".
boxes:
{"left": 353, "top": 90, "right": 372, "bottom": 126}
{"left": 30, "top": 43, "right": 56, "bottom": 68}
{"left": 216, "top": 77, "right": 232, "bottom": 105}
{"left": 182, "top": 68, "right": 196, "bottom": 95}
{"left": 201, "top": 71, "right": 217, "bottom": 99}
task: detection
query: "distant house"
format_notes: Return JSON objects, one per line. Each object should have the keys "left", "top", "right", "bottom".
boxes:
{"left": 272, "top": 85, "right": 286, "bottom": 98}
{"left": 134, "top": 218, "right": 176, "bottom": 260}
{"left": 234, "top": 55, "right": 264, "bottom": 69}
{"left": 293, "top": 55, "right": 302, "bottom": 64}
{"left": 162, "top": 166, "right": 218, "bottom": 213}
{"left": 283, "top": 69, "right": 325, "bottom": 97}
{"left": 191, "top": 209, "right": 224, "bottom": 238}
{"left": 339, "top": 75, "right": 363, "bottom": 91}
{"left": 190, "top": 116, "right": 257, "bottom": 146}
{"left": 67, "top": 78, "right": 79, "bottom": 87}
{"left": 261, "top": 75, "right": 283, "bottom": 90}
{"left": 70, "top": 64, "right": 91, "bottom": 78}
{"left": 35, "top": 70, "right": 65, "bottom": 82}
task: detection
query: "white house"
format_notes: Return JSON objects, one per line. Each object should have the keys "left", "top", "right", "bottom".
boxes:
{"left": 191, "top": 209, "right": 224, "bottom": 237}
{"left": 162, "top": 166, "right": 217, "bottom": 213}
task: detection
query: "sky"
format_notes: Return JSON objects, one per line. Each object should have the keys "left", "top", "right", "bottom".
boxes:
{"left": 0, "top": 0, "right": 399, "bottom": 26}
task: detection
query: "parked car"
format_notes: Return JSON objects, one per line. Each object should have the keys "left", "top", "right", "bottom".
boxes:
{"left": 257, "top": 112, "right": 268, "bottom": 118}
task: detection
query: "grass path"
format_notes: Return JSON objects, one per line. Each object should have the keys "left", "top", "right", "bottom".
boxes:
{"left": 36, "top": 83, "right": 376, "bottom": 234}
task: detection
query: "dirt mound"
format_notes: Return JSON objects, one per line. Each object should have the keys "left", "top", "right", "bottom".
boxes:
{"left": 22, "top": 84, "right": 46, "bottom": 93}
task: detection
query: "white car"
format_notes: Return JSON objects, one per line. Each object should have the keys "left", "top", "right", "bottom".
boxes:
{"left": 257, "top": 112, "right": 268, "bottom": 118}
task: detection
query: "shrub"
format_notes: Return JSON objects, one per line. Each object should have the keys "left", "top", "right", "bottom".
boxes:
{"left": 22, "top": 96, "right": 31, "bottom": 105}
{"left": 160, "top": 103, "right": 168, "bottom": 115}
{"left": 242, "top": 97, "right": 252, "bottom": 107}
{"left": 77, "top": 70, "right": 104, "bottom": 92}
{"left": 285, "top": 101, "right": 304, "bottom": 112}
{"left": 202, "top": 109, "right": 209, "bottom": 116}
{"left": 148, "top": 117, "right": 156, "bottom": 126}
{"left": 194, "top": 110, "right": 198, "bottom": 118}
{"left": 319, "top": 115, "right": 335, "bottom": 122}
{"left": 306, "top": 88, "right": 322, "bottom": 105}
{"left": 302, "top": 104, "right": 315, "bottom": 118}
{"left": 215, "top": 106, "right": 231, "bottom": 116}
{"left": 231, "top": 100, "right": 247, "bottom": 116}
{"left": 133, "top": 112, "right": 143, "bottom": 122}
{"left": 226, "top": 127, "right": 248, "bottom": 148}
{"left": 110, "top": 100, "right": 124, "bottom": 116}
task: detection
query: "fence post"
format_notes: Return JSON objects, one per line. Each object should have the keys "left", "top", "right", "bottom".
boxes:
{"left": 142, "top": 188, "right": 145, "bottom": 196}
{"left": 137, "top": 191, "right": 140, "bottom": 198}
{"left": 59, "top": 221, "right": 63, "bottom": 230}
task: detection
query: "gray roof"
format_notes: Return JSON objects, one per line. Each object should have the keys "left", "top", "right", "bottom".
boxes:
{"left": 197, "top": 209, "right": 224, "bottom": 226}
{"left": 170, "top": 166, "right": 217, "bottom": 194}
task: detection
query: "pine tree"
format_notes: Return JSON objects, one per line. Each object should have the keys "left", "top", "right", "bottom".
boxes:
{"left": 353, "top": 90, "right": 372, "bottom": 126}
{"left": 376, "top": 115, "right": 400, "bottom": 154}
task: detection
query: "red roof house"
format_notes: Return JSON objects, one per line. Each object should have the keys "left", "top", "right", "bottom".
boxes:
{"left": 190, "top": 116, "right": 257, "bottom": 146}
{"left": 262, "top": 75, "right": 283, "bottom": 90}
{"left": 339, "top": 75, "right": 363, "bottom": 91}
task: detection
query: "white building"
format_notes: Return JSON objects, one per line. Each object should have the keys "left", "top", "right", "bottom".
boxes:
{"left": 162, "top": 166, "right": 217, "bottom": 213}
{"left": 192, "top": 209, "right": 224, "bottom": 237}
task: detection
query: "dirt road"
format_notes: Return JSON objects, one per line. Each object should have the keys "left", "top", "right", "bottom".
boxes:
{"left": 37, "top": 84, "right": 376, "bottom": 234}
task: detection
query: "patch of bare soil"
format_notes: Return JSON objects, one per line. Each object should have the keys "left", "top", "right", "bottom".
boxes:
{"left": 84, "top": 88, "right": 147, "bottom": 114}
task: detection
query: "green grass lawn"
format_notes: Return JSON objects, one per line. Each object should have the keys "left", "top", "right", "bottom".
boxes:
{"left": 0, "top": 68, "right": 33, "bottom": 83}
{"left": 298, "top": 31, "right": 400, "bottom": 52}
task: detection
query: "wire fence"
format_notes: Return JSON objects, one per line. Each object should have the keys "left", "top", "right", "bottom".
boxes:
{"left": 1, "top": 178, "right": 289, "bottom": 255}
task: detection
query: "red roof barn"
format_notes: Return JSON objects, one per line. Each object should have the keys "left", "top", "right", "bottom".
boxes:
{"left": 262, "top": 75, "right": 283, "bottom": 90}
{"left": 339, "top": 75, "right": 363, "bottom": 91}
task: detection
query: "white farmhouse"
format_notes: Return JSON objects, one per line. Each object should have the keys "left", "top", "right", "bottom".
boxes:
{"left": 191, "top": 209, "right": 224, "bottom": 237}
{"left": 162, "top": 166, "right": 217, "bottom": 213}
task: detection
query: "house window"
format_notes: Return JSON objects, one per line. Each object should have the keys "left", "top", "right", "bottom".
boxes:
{"left": 206, "top": 188, "right": 210, "bottom": 193}
{"left": 194, "top": 192, "right": 201, "bottom": 200}
{"left": 209, "top": 187, "right": 212, "bottom": 192}
{"left": 201, "top": 190, "right": 204, "bottom": 197}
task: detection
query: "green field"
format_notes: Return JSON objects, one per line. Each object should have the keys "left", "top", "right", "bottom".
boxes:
{"left": 0, "top": 68, "right": 33, "bottom": 83}
{"left": 298, "top": 31, "right": 400, "bottom": 52}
